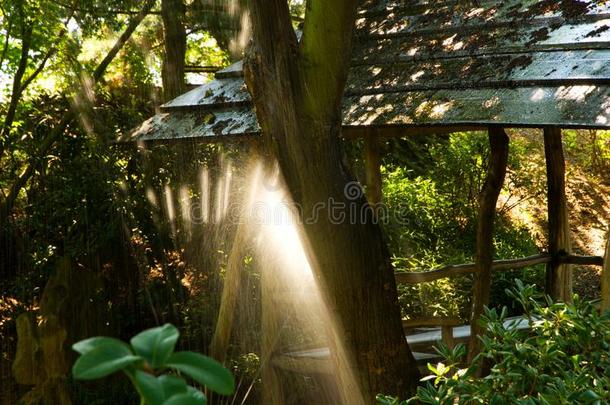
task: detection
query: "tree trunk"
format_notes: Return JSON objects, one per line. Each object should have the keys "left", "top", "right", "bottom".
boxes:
{"left": 161, "top": 0, "right": 187, "bottom": 102}
{"left": 244, "top": 1, "right": 419, "bottom": 400}
{"left": 364, "top": 133, "right": 382, "bottom": 206}
{"left": 468, "top": 127, "right": 509, "bottom": 363}
{"left": 602, "top": 233, "right": 610, "bottom": 312}
{"left": 543, "top": 127, "right": 572, "bottom": 302}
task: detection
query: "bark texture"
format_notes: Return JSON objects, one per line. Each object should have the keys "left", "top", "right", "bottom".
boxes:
{"left": 161, "top": 0, "right": 187, "bottom": 101}
{"left": 244, "top": 1, "right": 419, "bottom": 401}
{"left": 468, "top": 127, "right": 509, "bottom": 363}
{"left": 602, "top": 234, "right": 610, "bottom": 312}
{"left": 543, "top": 127, "right": 573, "bottom": 302}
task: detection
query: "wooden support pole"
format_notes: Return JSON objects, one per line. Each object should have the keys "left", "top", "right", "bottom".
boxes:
{"left": 468, "top": 126, "right": 509, "bottom": 363}
{"left": 543, "top": 127, "right": 572, "bottom": 302}
{"left": 441, "top": 325, "right": 455, "bottom": 350}
{"left": 364, "top": 133, "right": 382, "bottom": 206}
{"left": 602, "top": 233, "right": 610, "bottom": 312}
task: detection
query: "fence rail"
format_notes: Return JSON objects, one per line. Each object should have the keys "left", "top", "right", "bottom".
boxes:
{"left": 394, "top": 253, "right": 603, "bottom": 284}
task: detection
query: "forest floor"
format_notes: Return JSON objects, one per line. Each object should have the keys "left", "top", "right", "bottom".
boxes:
{"left": 503, "top": 130, "right": 610, "bottom": 300}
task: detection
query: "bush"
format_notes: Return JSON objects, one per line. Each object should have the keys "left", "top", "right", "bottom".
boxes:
{"left": 72, "top": 323, "right": 235, "bottom": 405}
{"left": 378, "top": 281, "right": 610, "bottom": 404}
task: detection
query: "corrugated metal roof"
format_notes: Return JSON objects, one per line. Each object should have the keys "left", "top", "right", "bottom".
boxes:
{"left": 127, "top": 0, "right": 610, "bottom": 142}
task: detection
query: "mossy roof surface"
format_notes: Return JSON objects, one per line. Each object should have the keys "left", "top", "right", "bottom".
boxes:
{"left": 129, "top": 0, "right": 610, "bottom": 142}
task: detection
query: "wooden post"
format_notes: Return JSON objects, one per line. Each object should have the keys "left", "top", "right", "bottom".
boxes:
{"left": 441, "top": 325, "right": 455, "bottom": 349}
{"left": 543, "top": 127, "right": 572, "bottom": 302}
{"left": 468, "top": 126, "right": 509, "bottom": 363}
{"left": 602, "top": 233, "right": 610, "bottom": 312}
{"left": 364, "top": 133, "right": 382, "bottom": 206}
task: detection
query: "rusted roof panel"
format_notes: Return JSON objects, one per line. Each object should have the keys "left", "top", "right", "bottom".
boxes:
{"left": 131, "top": 0, "right": 610, "bottom": 142}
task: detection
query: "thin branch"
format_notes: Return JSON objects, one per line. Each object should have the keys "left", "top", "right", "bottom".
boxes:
{"left": 19, "top": 6, "right": 76, "bottom": 91}
{"left": 0, "top": 21, "right": 32, "bottom": 141}
{"left": 0, "top": 10, "right": 12, "bottom": 71}
{"left": 0, "top": 8, "right": 75, "bottom": 159}
{"left": 19, "top": 27, "right": 68, "bottom": 91}
{"left": 93, "top": 0, "right": 155, "bottom": 81}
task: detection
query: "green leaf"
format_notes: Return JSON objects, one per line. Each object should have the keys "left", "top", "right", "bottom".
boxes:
{"left": 163, "top": 392, "right": 206, "bottom": 405}
{"left": 166, "top": 351, "right": 235, "bottom": 395}
{"left": 134, "top": 370, "right": 165, "bottom": 405}
{"left": 72, "top": 344, "right": 142, "bottom": 380}
{"left": 186, "top": 386, "right": 206, "bottom": 402}
{"left": 158, "top": 375, "right": 188, "bottom": 399}
{"left": 578, "top": 390, "right": 601, "bottom": 403}
{"left": 130, "top": 324, "right": 179, "bottom": 367}
{"left": 72, "top": 337, "right": 131, "bottom": 355}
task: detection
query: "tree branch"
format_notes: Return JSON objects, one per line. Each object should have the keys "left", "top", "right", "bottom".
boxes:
{"left": 93, "top": 0, "right": 155, "bottom": 81}
{"left": 0, "top": 9, "right": 75, "bottom": 158}
{"left": 0, "top": 11, "right": 12, "bottom": 71}
{"left": 0, "top": 21, "right": 32, "bottom": 141}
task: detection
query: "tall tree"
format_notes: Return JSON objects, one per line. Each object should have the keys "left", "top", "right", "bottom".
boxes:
{"left": 244, "top": 1, "right": 419, "bottom": 401}
{"left": 161, "top": 0, "right": 187, "bottom": 101}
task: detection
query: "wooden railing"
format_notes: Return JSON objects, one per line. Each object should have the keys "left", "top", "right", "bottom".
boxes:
{"left": 395, "top": 253, "right": 605, "bottom": 348}
{"left": 394, "top": 253, "right": 603, "bottom": 284}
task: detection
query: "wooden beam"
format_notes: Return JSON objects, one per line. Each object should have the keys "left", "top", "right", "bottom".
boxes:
{"left": 468, "top": 126, "right": 509, "bottom": 363}
{"left": 394, "top": 254, "right": 551, "bottom": 284}
{"left": 364, "top": 133, "right": 382, "bottom": 206}
{"left": 602, "top": 234, "right": 610, "bottom": 312}
{"left": 559, "top": 254, "right": 604, "bottom": 266}
{"left": 342, "top": 125, "right": 482, "bottom": 139}
{"left": 543, "top": 127, "right": 572, "bottom": 302}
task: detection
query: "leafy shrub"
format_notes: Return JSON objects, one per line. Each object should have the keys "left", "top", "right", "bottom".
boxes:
{"left": 379, "top": 281, "right": 610, "bottom": 404}
{"left": 72, "top": 323, "right": 234, "bottom": 405}
{"left": 379, "top": 131, "right": 545, "bottom": 320}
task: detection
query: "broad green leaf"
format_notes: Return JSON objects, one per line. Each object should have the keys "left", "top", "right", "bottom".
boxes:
{"left": 72, "top": 344, "right": 142, "bottom": 380}
{"left": 134, "top": 370, "right": 165, "bottom": 405}
{"left": 72, "top": 337, "right": 131, "bottom": 355}
{"left": 186, "top": 386, "right": 206, "bottom": 402}
{"left": 158, "top": 375, "right": 188, "bottom": 399}
{"left": 130, "top": 324, "right": 179, "bottom": 367}
{"left": 164, "top": 392, "right": 207, "bottom": 405}
{"left": 166, "top": 351, "right": 235, "bottom": 395}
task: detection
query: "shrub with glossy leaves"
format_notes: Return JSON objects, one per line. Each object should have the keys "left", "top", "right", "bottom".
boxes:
{"left": 72, "top": 324, "right": 234, "bottom": 405}
{"left": 378, "top": 280, "right": 610, "bottom": 404}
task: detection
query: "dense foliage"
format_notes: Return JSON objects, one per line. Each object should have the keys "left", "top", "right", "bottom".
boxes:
{"left": 370, "top": 134, "right": 546, "bottom": 320}
{"left": 379, "top": 281, "right": 610, "bottom": 404}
